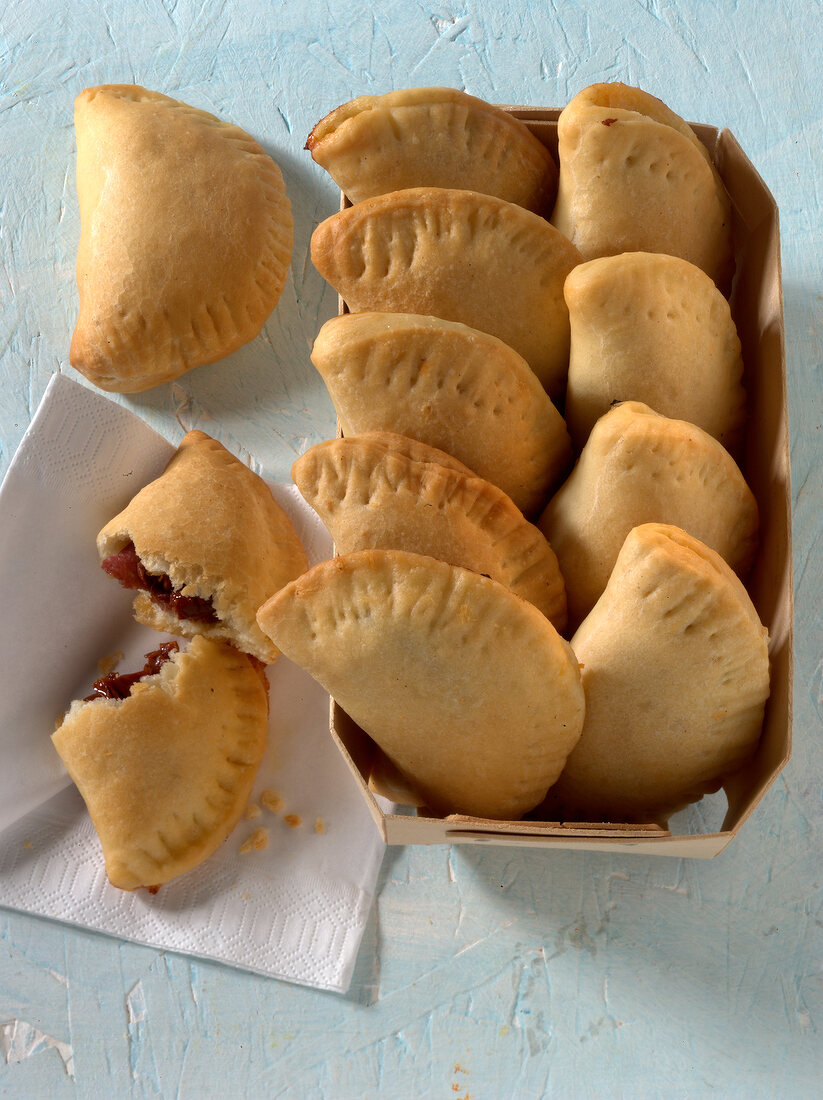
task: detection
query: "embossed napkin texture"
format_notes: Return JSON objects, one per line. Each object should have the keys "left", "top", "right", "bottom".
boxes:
{"left": 0, "top": 375, "right": 386, "bottom": 992}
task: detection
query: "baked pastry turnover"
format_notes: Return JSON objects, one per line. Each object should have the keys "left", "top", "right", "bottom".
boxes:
{"left": 98, "top": 430, "right": 307, "bottom": 663}
{"left": 52, "top": 636, "right": 269, "bottom": 891}
{"left": 550, "top": 524, "right": 770, "bottom": 824}
{"left": 292, "top": 433, "right": 567, "bottom": 630}
{"left": 310, "top": 187, "right": 582, "bottom": 397}
{"left": 563, "top": 252, "right": 746, "bottom": 451}
{"left": 538, "top": 402, "right": 758, "bottom": 631}
{"left": 306, "top": 86, "right": 558, "bottom": 212}
{"left": 257, "top": 549, "right": 585, "bottom": 819}
{"left": 70, "top": 85, "right": 293, "bottom": 392}
{"left": 310, "top": 312, "right": 572, "bottom": 513}
{"left": 302, "top": 427, "right": 475, "bottom": 477}
{"left": 551, "top": 82, "right": 733, "bottom": 291}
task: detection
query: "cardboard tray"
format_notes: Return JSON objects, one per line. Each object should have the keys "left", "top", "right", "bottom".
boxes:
{"left": 328, "top": 107, "right": 793, "bottom": 857}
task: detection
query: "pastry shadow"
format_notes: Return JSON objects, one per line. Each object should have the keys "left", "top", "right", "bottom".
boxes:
{"left": 124, "top": 144, "right": 340, "bottom": 436}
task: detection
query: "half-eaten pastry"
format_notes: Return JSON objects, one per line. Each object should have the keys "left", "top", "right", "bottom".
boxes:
{"left": 310, "top": 312, "right": 572, "bottom": 513}
{"left": 538, "top": 402, "right": 758, "bottom": 631}
{"left": 98, "top": 430, "right": 307, "bottom": 664}
{"left": 292, "top": 433, "right": 567, "bottom": 630}
{"left": 70, "top": 84, "right": 293, "bottom": 392}
{"left": 306, "top": 86, "right": 558, "bottom": 212}
{"left": 256, "top": 548, "right": 585, "bottom": 820}
{"left": 548, "top": 523, "right": 770, "bottom": 824}
{"left": 563, "top": 252, "right": 746, "bottom": 451}
{"left": 310, "top": 187, "right": 582, "bottom": 397}
{"left": 551, "top": 82, "right": 733, "bottom": 291}
{"left": 52, "top": 635, "right": 269, "bottom": 891}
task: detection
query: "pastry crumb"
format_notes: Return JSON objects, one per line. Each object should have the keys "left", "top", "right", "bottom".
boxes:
{"left": 284, "top": 814, "right": 302, "bottom": 829}
{"left": 98, "top": 650, "right": 124, "bottom": 677}
{"left": 314, "top": 817, "right": 326, "bottom": 835}
{"left": 240, "top": 827, "right": 269, "bottom": 853}
{"left": 261, "top": 789, "right": 284, "bottom": 814}
{"left": 245, "top": 802, "right": 261, "bottom": 819}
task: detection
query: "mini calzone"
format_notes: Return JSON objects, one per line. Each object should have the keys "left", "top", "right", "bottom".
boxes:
{"left": 306, "top": 86, "right": 558, "bottom": 212}
{"left": 98, "top": 430, "right": 307, "bottom": 664}
{"left": 52, "top": 636, "right": 269, "bottom": 891}
{"left": 538, "top": 402, "right": 758, "bottom": 630}
{"left": 257, "top": 549, "right": 585, "bottom": 820}
{"left": 563, "top": 252, "right": 746, "bottom": 451}
{"left": 549, "top": 524, "right": 770, "bottom": 824}
{"left": 310, "top": 187, "right": 582, "bottom": 397}
{"left": 551, "top": 82, "right": 733, "bottom": 291}
{"left": 310, "top": 312, "right": 572, "bottom": 513}
{"left": 292, "top": 433, "right": 567, "bottom": 630}
{"left": 70, "top": 85, "right": 293, "bottom": 393}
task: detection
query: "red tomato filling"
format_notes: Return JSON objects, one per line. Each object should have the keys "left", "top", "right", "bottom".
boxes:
{"left": 101, "top": 543, "right": 217, "bottom": 623}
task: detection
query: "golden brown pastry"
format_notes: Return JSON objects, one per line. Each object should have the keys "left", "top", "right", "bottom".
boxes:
{"left": 551, "top": 83, "right": 733, "bottom": 290}
{"left": 257, "top": 549, "right": 585, "bottom": 820}
{"left": 306, "top": 86, "right": 557, "bottom": 212}
{"left": 538, "top": 402, "right": 758, "bottom": 631}
{"left": 98, "top": 430, "right": 307, "bottom": 663}
{"left": 70, "top": 85, "right": 293, "bottom": 392}
{"left": 52, "top": 636, "right": 269, "bottom": 890}
{"left": 309, "top": 312, "right": 572, "bottom": 513}
{"left": 313, "top": 427, "right": 475, "bottom": 476}
{"left": 549, "top": 524, "right": 770, "bottom": 823}
{"left": 292, "top": 433, "right": 567, "bottom": 630}
{"left": 563, "top": 252, "right": 746, "bottom": 451}
{"left": 310, "top": 187, "right": 582, "bottom": 397}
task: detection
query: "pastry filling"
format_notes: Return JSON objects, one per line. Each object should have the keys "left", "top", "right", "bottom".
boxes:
{"left": 84, "top": 641, "right": 179, "bottom": 701}
{"left": 102, "top": 542, "right": 218, "bottom": 623}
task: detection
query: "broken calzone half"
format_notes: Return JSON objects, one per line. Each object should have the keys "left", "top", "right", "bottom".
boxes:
{"left": 70, "top": 85, "right": 293, "bottom": 393}
{"left": 256, "top": 549, "right": 585, "bottom": 820}
{"left": 310, "top": 312, "right": 572, "bottom": 514}
{"left": 306, "top": 86, "right": 558, "bottom": 212}
{"left": 311, "top": 187, "right": 582, "bottom": 397}
{"left": 563, "top": 252, "right": 746, "bottom": 451}
{"left": 538, "top": 401, "right": 758, "bottom": 631}
{"left": 52, "top": 636, "right": 269, "bottom": 891}
{"left": 98, "top": 430, "right": 307, "bottom": 664}
{"left": 551, "top": 82, "right": 733, "bottom": 291}
{"left": 292, "top": 433, "right": 567, "bottom": 630}
{"left": 548, "top": 523, "right": 770, "bottom": 824}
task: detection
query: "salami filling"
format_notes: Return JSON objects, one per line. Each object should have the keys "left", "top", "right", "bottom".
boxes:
{"left": 84, "top": 641, "right": 179, "bottom": 701}
{"left": 101, "top": 542, "right": 218, "bottom": 623}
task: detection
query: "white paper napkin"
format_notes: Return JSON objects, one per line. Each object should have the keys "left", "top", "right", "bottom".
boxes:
{"left": 0, "top": 375, "right": 387, "bottom": 992}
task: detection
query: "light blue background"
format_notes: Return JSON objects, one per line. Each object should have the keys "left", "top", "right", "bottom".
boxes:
{"left": 1, "top": 1, "right": 821, "bottom": 1095}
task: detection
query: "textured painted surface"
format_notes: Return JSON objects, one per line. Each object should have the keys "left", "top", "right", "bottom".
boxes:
{"left": 1, "top": 0, "right": 821, "bottom": 1096}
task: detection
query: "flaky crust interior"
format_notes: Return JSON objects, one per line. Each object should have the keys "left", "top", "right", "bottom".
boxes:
{"left": 97, "top": 430, "right": 307, "bottom": 663}
{"left": 52, "top": 636, "right": 269, "bottom": 890}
